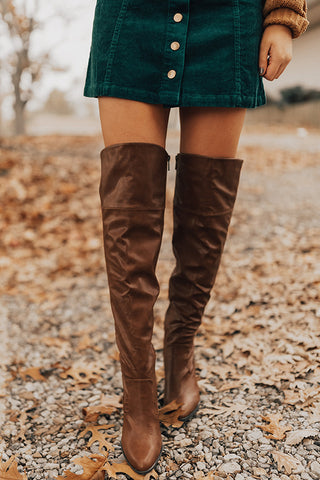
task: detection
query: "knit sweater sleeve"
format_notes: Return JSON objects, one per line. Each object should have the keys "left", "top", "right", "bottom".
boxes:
{"left": 262, "top": 0, "right": 310, "bottom": 39}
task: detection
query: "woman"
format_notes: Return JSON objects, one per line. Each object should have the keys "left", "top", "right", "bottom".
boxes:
{"left": 83, "top": 0, "right": 309, "bottom": 475}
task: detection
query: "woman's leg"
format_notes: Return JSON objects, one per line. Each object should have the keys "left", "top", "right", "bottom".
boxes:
{"left": 98, "top": 97, "right": 171, "bottom": 148}
{"left": 97, "top": 97, "right": 171, "bottom": 473}
{"left": 179, "top": 106, "right": 246, "bottom": 157}
{"left": 163, "top": 106, "right": 246, "bottom": 420}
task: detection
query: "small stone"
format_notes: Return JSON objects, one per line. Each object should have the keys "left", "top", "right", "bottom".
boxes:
{"left": 247, "top": 429, "right": 263, "bottom": 441}
{"left": 197, "top": 462, "right": 206, "bottom": 471}
{"left": 224, "top": 453, "right": 241, "bottom": 461}
{"left": 205, "top": 452, "right": 212, "bottom": 463}
{"left": 235, "top": 475, "right": 245, "bottom": 480}
{"left": 181, "top": 463, "right": 191, "bottom": 472}
{"left": 174, "top": 451, "right": 185, "bottom": 463}
{"left": 180, "top": 438, "right": 192, "bottom": 447}
{"left": 310, "top": 461, "right": 320, "bottom": 478}
{"left": 301, "top": 473, "right": 314, "bottom": 480}
{"left": 218, "top": 462, "right": 241, "bottom": 474}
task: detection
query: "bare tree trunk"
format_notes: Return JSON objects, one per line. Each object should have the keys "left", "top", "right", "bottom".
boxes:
{"left": 13, "top": 98, "right": 26, "bottom": 135}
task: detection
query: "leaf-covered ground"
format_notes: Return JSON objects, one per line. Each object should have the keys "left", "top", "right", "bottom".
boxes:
{"left": 0, "top": 126, "right": 320, "bottom": 480}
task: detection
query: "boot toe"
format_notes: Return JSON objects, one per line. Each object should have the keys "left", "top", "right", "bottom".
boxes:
{"left": 121, "top": 436, "right": 162, "bottom": 473}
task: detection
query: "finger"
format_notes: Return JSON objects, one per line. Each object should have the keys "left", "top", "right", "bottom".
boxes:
{"left": 259, "top": 40, "right": 270, "bottom": 76}
{"left": 264, "top": 54, "right": 282, "bottom": 81}
{"left": 274, "top": 63, "right": 286, "bottom": 79}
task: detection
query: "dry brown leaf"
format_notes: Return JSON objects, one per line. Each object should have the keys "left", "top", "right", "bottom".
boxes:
{"left": 256, "top": 414, "right": 292, "bottom": 440}
{"left": 221, "top": 338, "right": 234, "bottom": 358}
{"left": 56, "top": 454, "right": 107, "bottom": 479}
{"left": 59, "top": 363, "right": 104, "bottom": 387}
{"left": 13, "top": 411, "right": 27, "bottom": 441}
{"left": 41, "top": 336, "right": 70, "bottom": 348}
{"left": 285, "top": 428, "right": 318, "bottom": 445}
{"left": 218, "top": 381, "right": 242, "bottom": 392}
{"left": 202, "top": 402, "right": 247, "bottom": 417}
{"left": 99, "top": 394, "right": 122, "bottom": 409}
{"left": 108, "top": 348, "right": 120, "bottom": 362}
{"left": 76, "top": 333, "right": 93, "bottom": 352}
{"left": 103, "top": 460, "right": 158, "bottom": 479}
{"left": 82, "top": 405, "right": 117, "bottom": 422}
{"left": 0, "top": 455, "right": 27, "bottom": 479}
{"left": 158, "top": 399, "right": 184, "bottom": 428}
{"left": 308, "top": 403, "right": 320, "bottom": 424}
{"left": 78, "top": 424, "right": 117, "bottom": 453}
{"left": 283, "top": 386, "right": 320, "bottom": 407}
{"left": 18, "top": 366, "right": 47, "bottom": 381}
{"left": 155, "top": 366, "right": 165, "bottom": 382}
{"left": 270, "top": 449, "right": 303, "bottom": 474}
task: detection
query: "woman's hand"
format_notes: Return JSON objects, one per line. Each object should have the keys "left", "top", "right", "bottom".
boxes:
{"left": 259, "top": 24, "right": 293, "bottom": 80}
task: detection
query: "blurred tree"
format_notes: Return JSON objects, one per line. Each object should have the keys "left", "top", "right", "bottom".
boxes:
{"left": 0, "top": 0, "right": 67, "bottom": 135}
{"left": 41, "top": 89, "right": 75, "bottom": 115}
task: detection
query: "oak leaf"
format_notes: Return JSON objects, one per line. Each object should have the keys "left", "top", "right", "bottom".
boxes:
{"left": 202, "top": 402, "right": 247, "bottom": 417}
{"left": 0, "top": 455, "right": 27, "bottom": 479}
{"left": 59, "top": 362, "right": 104, "bottom": 388}
{"left": 82, "top": 405, "right": 117, "bottom": 422}
{"left": 19, "top": 366, "right": 46, "bottom": 381}
{"left": 76, "top": 334, "right": 93, "bottom": 352}
{"left": 256, "top": 413, "right": 292, "bottom": 440}
{"left": 56, "top": 454, "right": 107, "bottom": 479}
{"left": 158, "top": 399, "right": 184, "bottom": 428}
{"left": 99, "top": 394, "right": 122, "bottom": 409}
{"left": 103, "top": 460, "right": 158, "bottom": 479}
{"left": 285, "top": 428, "right": 318, "bottom": 445}
{"left": 270, "top": 450, "right": 303, "bottom": 474}
{"left": 78, "top": 424, "right": 117, "bottom": 453}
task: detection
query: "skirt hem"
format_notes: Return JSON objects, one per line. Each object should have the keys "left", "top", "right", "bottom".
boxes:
{"left": 83, "top": 83, "right": 267, "bottom": 109}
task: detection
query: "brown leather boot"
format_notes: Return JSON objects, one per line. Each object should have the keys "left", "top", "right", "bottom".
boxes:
{"left": 163, "top": 152, "right": 244, "bottom": 421}
{"left": 99, "top": 142, "right": 170, "bottom": 473}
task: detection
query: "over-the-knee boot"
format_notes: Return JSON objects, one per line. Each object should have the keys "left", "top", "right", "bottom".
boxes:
{"left": 163, "top": 152, "right": 243, "bottom": 421}
{"left": 99, "top": 142, "right": 170, "bottom": 473}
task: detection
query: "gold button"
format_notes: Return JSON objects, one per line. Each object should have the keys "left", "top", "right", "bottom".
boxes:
{"left": 170, "top": 41, "right": 180, "bottom": 51}
{"left": 167, "top": 69, "right": 176, "bottom": 79}
{"left": 173, "top": 13, "right": 183, "bottom": 22}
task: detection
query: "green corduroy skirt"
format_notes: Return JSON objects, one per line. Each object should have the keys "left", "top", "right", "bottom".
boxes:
{"left": 83, "top": 0, "right": 266, "bottom": 109}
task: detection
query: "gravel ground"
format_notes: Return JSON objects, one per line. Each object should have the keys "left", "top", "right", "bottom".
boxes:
{"left": 1, "top": 125, "right": 320, "bottom": 479}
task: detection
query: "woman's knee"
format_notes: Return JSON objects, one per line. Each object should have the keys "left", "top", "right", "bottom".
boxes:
{"left": 98, "top": 97, "right": 171, "bottom": 149}
{"left": 179, "top": 106, "right": 247, "bottom": 158}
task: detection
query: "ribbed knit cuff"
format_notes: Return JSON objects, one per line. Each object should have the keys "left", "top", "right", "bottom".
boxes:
{"left": 263, "top": 0, "right": 307, "bottom": 18}
{"left": 263, "top": 8, "right": 310, "bottom": 39}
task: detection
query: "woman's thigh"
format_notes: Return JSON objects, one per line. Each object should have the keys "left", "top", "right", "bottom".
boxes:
{"left": 98, "top": 97, "right": 171, "bottom": 149}
{"left": 179, "top": 106, "right": 247, "bottom": 158}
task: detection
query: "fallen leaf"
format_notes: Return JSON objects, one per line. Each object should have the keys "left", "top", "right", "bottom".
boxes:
{"left": 78, "top": 424, "right": 117, "bottom": 453}
{"left": 158, "top": 399, "right": 184, "bottom": 428}
{"left": 18, "top": 367, "right": 47, "bottom": 381}
{"left": 56, "top": 454, "right": 107, "bottom": 479}
{"left": 0, "top": 455, "right": 27, "bottom": 479}
{"left": 82, "top": 405, "right": 117, "bottom": 422}
{"left": 285, "top": 428, "right": 318, "bottom": 445}
{"left": 103, "top": 460, "right": 158, "bottom": 479}
{"left": 271, "top": 450, "right": 303, "bottom": 474}
{"left": 256, "top": 413, "right": 292, "bottom": 440}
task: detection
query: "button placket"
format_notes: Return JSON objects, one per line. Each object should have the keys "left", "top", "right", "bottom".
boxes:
{"left": 160, "top": 1, "right": 190, "bottom": 105}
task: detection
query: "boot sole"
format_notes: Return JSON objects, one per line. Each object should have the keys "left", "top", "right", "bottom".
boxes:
{"left": 120, "top": 442, "right": 163, "bottom": 476}
{"left": 178, "top": 402, "right": 199, "bottom": 423}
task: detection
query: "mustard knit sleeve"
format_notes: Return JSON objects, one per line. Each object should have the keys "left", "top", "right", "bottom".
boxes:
{"left": 262, "top": 0, "right": 310, "bottom": 39}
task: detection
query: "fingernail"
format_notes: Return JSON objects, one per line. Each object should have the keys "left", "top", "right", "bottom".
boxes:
{"left": 259, "top": 67, "right": 264, "bottom": 75}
